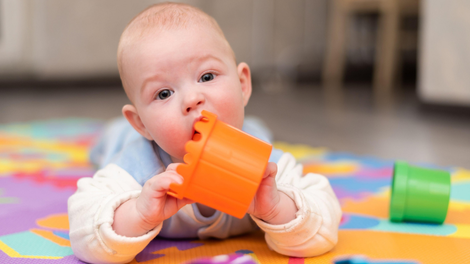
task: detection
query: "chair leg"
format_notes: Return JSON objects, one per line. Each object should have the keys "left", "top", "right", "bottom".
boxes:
{"left": 374, "top": 2, "right": 400, "bottom": 94}
{"left": 323, "top": 0, "right": 348, "bottom": 89}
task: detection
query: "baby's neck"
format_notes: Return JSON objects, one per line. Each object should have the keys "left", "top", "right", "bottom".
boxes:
{"left": 196, "top": 203, "right": 216, "bottom": 217}
{"left": 170, "top": 156, "right": 184, "bottom": 164}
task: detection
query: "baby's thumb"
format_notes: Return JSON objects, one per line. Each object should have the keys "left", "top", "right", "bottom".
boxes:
{"left": 176, "top": 197, "right": 195, "bottom": 210}
{"left": 263, "top": 162, "right": 277, "bottom": 179}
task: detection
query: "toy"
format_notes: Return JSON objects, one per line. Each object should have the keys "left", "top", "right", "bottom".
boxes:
{"left": 168, "top": 110, "right": 273, "bottom": 219}
{"left": 334, "top": 255, "right": 419, "bottom": 264}
{"left": 389, "top": 161, "right": 451, "bottom": 224}
{"left": 187, "top": 254, "right": 256, "bottom": 264}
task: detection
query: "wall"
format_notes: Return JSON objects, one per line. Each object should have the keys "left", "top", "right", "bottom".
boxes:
{"left": 419, "top": 0, "right": 470, "bottom": 105}
{"left": 0, "top": 0, "right": 328, "bottom": 81}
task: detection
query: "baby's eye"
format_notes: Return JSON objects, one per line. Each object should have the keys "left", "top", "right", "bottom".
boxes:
{"left": 156, "top": 89, "right": 174, "bottom": 100}
{"left": 199, "top": 73, "right": 215, "bottom": 82}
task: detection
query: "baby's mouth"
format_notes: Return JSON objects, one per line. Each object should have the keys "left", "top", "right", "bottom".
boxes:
{"left": 192, "top": 131, "right": 201, "bottom": 140}
{"left": 191, "top": 115, "right": 204, "bottom": 140}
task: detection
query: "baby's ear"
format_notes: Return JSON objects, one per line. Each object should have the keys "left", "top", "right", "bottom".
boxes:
{"left": 122, "top": 104, "right": 153, "bottom": 140}
{"left": 237, "top": 62, "right": 252, "bottom": 106}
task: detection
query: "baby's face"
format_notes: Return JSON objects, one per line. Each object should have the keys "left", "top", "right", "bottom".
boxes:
{"left": 122, "top": 25, "right": 250, "bottom": 162}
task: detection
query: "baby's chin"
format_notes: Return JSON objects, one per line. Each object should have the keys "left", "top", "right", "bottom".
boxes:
{"left": 167, "top": 132, "right": 202, "bottom": 164}
{"left": 169, "top": 154, "right": 185, "bottom": 164}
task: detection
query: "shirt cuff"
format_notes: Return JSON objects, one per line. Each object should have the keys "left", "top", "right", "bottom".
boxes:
{"left": 250, "top": 184, "right": 323, "bottom": 247}
{"left": 95, "top": 190, "right": 162, "bottom": 257}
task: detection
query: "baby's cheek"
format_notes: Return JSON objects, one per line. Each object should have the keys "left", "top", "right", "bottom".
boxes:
{"left": 151, "top": 126, "right": 187, "bottom": 157}
{"left": 217, "top": 102, "right": 245, "bottom": 129}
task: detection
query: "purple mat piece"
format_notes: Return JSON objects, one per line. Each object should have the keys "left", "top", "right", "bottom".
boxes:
{"left": 135, "top": 252, "right": 165, "bottom": 262}
{"left": 332, "top": 186, "right": 370, "bottom": 200}
{"left": 0, "top": 177, "right": 73, "bottom": 236}
{"left": 356, "top": 167, "right": 393, "bottom": 180}
{"left": 135, "top": 238, "right": 204, "bottom": 262}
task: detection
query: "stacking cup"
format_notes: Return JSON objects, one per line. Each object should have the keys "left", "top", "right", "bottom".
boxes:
{"left": 390, "top": 160, "right": 451, "bottom": 224}
{"left": 168, "top": 110, "right": 272, "bottom": 219}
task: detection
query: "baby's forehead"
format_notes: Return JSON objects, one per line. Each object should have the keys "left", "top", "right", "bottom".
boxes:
{"left": 119, "top": 9, "right": 227, "bottom": 62}
{"left": 121, "top": 15, "right": 234, "bottom": 66}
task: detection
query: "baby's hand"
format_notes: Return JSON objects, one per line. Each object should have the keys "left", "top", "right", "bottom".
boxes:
{"left": 247, "top": 162, "right": 297, "bottom": 225}
{"left": 134, "top": 163, "right": 193, "bottom": 232}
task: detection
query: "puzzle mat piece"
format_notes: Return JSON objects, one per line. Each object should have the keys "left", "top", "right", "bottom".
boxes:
{"left": 186, "top": 253, "right": 257, "bottom": 264}
{"left": 0, "top": 230, "right": 73, "bottom": 258}
{"left": 370, "top": 219, "right": 458, "bottom": 237}
{"left": 0, "top": 177, "right": 73, "bottom": 236}
{"left": 30, "top": 229, "right": 71, "bottom": 247}
{"left": 341, "top": 194, "right": 470, "bottom": 225}
{"left": 0, "top": 214, "right": 73, "bottom": 259}
{"left": 329, "top": 177, "right": 391, "bottom": 196}
{"left": 340, "top": 214, "right": 463, "bottom": 237}
{"left": 0, "top": 245, "right": 82, "bottom": 264}
{"left": 0, "top": 188, "right": 18, "bottom": 204}
{"left": 341, "top": 195, "right": 390, "bottom": 219}
{"left": 452, "top": 168, "right": 470, "bottom": 182}
{"left": 36, "top": 213, "right": 69, "bottom": 231}
{"left": 13, "top": 170, "right": 88, "bottom": 190}
{"left": 0, "top": 135, "right": 92, "bottom": 175}
{"left": 0, "top": 118, "right": 103, "bottom": 140}
{"left": 136, "top": 238, "right": 204, "bottom": 262}
{"left": 452, "top": 182, "right": 470, "bottom": 202}
{"left": 321, "top": 153, "right": 394, "bottom": 169}
{"left": 125, "top": 230, "right": 470, "bottom": 264}
{"left": 303, "top": 162, "right": 395, "bottom": 181}
{"left": 130, "top": 231, "right": 293, "bottom": 264}
{"left": 319, "top": 152, "right": 452, "bottom": 173}
{"left": 272, "top": 142, "right": 327, "bottom": 161}
{"left": 340, "top": 214, "right": 380, "bottom": 230}
{"left": 303, "top": 161, "right": 359, "bottom": 177}
{"left": 333, "top": 187, "right": 370, "bottom": 200}
{"left": 310, "top": 230, "right": 470, "bottom": 264}
{"left": 1, "top": 230, "right": 468, "bottom": 264}
{"left": 0, "top": 119, "right": 101, "bottom": 177}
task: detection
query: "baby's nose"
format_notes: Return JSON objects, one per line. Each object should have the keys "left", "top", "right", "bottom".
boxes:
{"left": 184, "top": 92, "right": 205, "bottom": 113}
{"left": 186, "top": 100, "right": 203, "bottom": 113}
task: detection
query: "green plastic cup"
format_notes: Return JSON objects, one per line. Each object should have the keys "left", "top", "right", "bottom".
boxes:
{"left": 390, "top": 161, "right": 451, "bottom": 224}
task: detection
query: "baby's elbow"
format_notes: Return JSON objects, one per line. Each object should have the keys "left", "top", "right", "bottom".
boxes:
{"left": 70, "top": 233, "right": 135, "bottom": 264}
{"left": 308, "top": 234, "right": 338, "bottom": 257}
{"left": 268, "top": 232, "right": 338, "bottom": 258}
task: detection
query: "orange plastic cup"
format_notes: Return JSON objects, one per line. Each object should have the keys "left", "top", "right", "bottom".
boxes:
{"left": 168, "top": 110, "right": 272, "bottom": 219}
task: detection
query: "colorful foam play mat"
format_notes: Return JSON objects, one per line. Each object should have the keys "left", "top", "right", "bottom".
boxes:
{"left": 1, "top": 119, "right": 469, "bottom": 264}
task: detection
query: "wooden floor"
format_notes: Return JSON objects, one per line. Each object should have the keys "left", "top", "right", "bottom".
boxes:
{"left": 1, "top": 82, "right": 469, "bottom": 167}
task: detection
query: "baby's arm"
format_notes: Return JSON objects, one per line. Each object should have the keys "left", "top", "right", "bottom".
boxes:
{"left": 247, "top": 162, "right": 298, "bottom": 225}
{"left": 250, "top": 153, "right": 342, "bottom": 257}
{"left": 113, "top": 163, "right": 193, "bottom": 237}
{"left": 68, "top": 164, "right": 191, "bottom": 264}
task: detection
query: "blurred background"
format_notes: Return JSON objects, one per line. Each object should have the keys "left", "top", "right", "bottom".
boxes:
{"left": 0, "top": 0, "right": 469, "bottom": 167}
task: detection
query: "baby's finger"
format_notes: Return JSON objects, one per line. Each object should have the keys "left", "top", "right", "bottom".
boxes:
{"left": 182, "top": 198, "right": 195, "bottom": 204}
{"left": 176, "top": 198, "right": 195, "bottom": 210}
{"left": 146, "top": 172, "right": 183, "bottom": 194}
{"left": 263, "top": 162, "right": 278, "bottom": 179}
{"left": 166, "top": 163, "right": 181, "bottom": 172}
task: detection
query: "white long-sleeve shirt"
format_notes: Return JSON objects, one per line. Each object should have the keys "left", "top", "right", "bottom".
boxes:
{"left": 68, "top": 152, "right": 342, "bottom": 264}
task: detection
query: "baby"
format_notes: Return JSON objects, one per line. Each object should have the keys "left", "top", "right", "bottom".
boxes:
{"left": 68, "top": 3, "right": 342, "bottom": 264}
